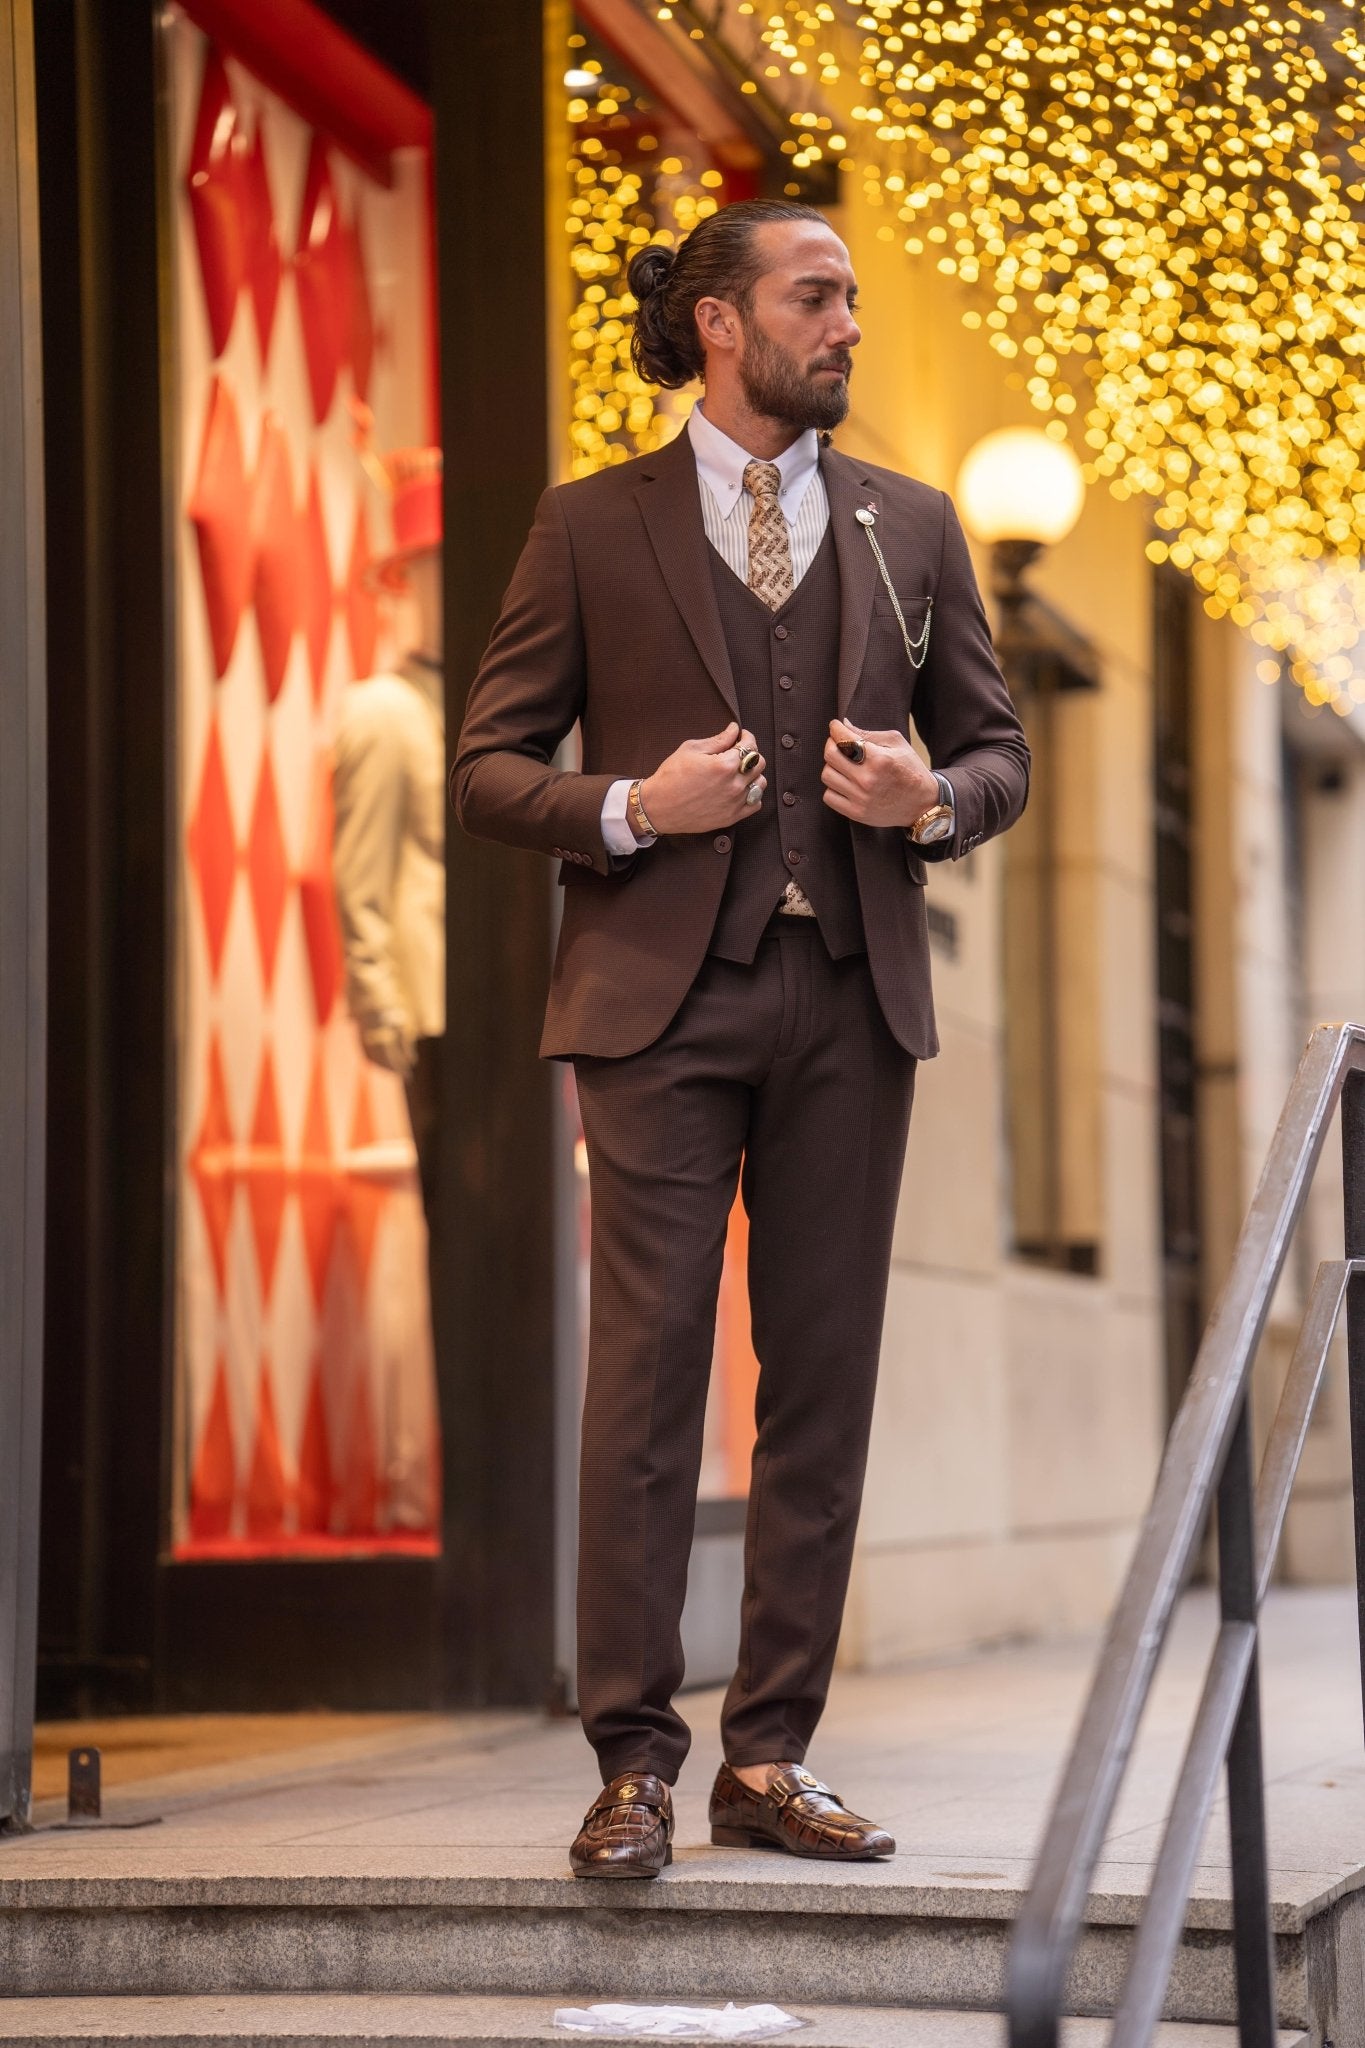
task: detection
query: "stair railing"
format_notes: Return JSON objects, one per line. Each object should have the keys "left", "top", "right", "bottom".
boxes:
{"left": 1005, "top": 1021, "right": 1365, "bottom": 2048}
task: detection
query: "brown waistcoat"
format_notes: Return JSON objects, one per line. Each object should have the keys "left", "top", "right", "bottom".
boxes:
{"left": 707, "top": 529, "right": 865, "bottom": 964}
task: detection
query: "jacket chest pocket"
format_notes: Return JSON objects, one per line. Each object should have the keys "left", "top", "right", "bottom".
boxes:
{"left": 859, "top": 593, "right": 932, "bottom": 724}
{"left": 872, "top": 591, "right": 932, "bottom": 627}
{"left": 872, "top": 592, "right": 932, "bottom": 666}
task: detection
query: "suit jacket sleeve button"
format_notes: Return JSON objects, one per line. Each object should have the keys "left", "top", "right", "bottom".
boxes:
{"left": 713, "top": 833, "right": 732, "bottom": 854}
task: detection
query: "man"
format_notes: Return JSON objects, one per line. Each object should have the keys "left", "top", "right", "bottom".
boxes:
{"left": 453, "top": 199, "right": 1029, "bottom": 1877}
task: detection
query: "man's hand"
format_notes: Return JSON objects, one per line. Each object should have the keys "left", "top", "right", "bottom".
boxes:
{"left": 821, "top": 718, "right": 940, "bottom": 828}
{"left": 640, "top": 722, "right": 768, "bottom": 835}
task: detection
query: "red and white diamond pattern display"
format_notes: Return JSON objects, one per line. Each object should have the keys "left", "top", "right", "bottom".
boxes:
{"left": 170, "top": 12, "right": 439, "bottom": 1554}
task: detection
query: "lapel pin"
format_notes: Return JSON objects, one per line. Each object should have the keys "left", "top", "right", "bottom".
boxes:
{"left": 855, "top": 506, "right": 877, "bottom": 525}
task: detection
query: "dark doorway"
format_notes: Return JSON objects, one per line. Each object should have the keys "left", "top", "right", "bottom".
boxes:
{"left": 1152, "top": 564, "right": 1203, "bottom": 1420}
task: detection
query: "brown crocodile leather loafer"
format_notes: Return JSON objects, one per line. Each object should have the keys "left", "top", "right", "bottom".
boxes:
{"left": 709, "top": 1762, "right": 895, "bottom": 1860}
{"left": 570, "top": 1771, "right": 674, "bottom": 1878}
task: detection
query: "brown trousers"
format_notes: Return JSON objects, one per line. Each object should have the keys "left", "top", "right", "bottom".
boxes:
{"left": 573, "top": 919, "right": 917, "bottom": 1785}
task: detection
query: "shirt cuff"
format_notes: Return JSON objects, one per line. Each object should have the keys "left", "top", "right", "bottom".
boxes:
{"left": 602, "top": 777, "right": 654, "bottom": 856}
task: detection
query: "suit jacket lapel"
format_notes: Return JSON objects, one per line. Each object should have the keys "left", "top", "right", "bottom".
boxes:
{"left": 634, "top": 429, "right": 739, "bottom": 719}
{"left": 822, "top": 447, "right": 881, "bottom": 717}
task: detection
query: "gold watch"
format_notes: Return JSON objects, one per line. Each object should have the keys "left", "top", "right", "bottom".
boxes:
{"left": 909, "top": 774, "right": 955, "bottom": 847}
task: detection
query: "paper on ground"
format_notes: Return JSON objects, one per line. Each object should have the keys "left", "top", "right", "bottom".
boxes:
{"left": 553, "top": 2002, "right": 805, "bottom": 2040}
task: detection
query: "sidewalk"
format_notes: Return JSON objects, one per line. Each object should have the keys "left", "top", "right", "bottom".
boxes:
{"left": 5, "top": 1588, "right": 1362, "bottom": 1906}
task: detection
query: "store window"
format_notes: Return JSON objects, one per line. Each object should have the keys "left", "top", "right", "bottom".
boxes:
{"left": 167, "top": 11, "right": 441, "bottom": 1556}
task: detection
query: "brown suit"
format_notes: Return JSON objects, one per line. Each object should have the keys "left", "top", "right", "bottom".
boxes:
{"left": 453, "top": 427, "right": 1028, "bottom": 1786}
{"left": 453, "top": 432, "right": 1030, "bottom": 1059}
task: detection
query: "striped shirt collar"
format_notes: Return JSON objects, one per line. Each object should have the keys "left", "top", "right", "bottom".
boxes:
{"left": 687, "top": 404, "right": 821, "bottom": 524}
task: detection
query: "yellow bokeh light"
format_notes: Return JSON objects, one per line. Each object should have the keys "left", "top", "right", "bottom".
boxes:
{"left": 565, "top": 52, "right": 712, "bottom": 477}
{"left": 747, "top": 0, "right": 1365, "bottom": 694}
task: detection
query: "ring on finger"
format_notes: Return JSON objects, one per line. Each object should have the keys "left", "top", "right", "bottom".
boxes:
{"left": 738, "top": 747, "right": 760, "bottom": 776}
{"left": 744, "top": 780, "right": 763, "bottom": 806}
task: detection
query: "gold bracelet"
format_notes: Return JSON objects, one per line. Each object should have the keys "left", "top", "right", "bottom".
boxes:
{"left": 629, "top": 778, "right": 658, "bottom": 840}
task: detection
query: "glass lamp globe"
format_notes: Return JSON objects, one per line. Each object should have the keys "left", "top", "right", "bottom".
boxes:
{"left": 955, "top": 427, "right": 1086, "bottom": 548}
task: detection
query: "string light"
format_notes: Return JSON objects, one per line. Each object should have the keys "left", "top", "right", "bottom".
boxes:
{"left": 721, "top": 2, "right": 1365, "bottom": 706}
{"left": 565, "top": 47, "right": 713, "bottom": 476}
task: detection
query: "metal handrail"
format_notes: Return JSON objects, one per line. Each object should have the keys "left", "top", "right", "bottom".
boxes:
{"left": 1005, "top": 1022, "right": 1365, "bottom": 2048}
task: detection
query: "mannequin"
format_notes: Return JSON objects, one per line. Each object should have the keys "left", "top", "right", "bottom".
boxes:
{"left": 331, "top": 467, "right": 445, "bottom": 1227}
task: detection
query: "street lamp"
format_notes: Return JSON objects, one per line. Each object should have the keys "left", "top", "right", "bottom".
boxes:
{"left": 955, "top": 425, "right": 1094, "bottom": 682}
{"left": 955, "top": 425, "right": 1086, "bottom": 600}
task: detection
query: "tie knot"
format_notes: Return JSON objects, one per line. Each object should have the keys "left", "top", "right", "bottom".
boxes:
{"left": 743, "top": 460, "right": 783, "bottom": 504}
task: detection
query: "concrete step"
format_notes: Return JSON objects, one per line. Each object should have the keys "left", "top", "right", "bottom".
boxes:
{"left": 0, "top": 1860, "right": 1339, "bottom": 2035}
{"left": 0, "top": 1993, "right": 1312, "bottom": 2046}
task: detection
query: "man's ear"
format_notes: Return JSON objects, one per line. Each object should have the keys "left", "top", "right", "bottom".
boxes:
{"left": 694, "top": 295, "right": 738, "bottom": 353}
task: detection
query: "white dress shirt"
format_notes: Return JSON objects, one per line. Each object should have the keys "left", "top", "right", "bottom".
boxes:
{"left": 600, "top": 409, "right": 829, "bottom": 855}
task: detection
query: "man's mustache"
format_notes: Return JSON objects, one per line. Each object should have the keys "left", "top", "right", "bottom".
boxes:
{"left": 810, "top": 354, "right": 853, "bottom": 377}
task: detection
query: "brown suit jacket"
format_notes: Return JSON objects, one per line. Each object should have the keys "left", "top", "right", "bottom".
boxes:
{"left": 452, "top": 431, "right": 1029, "bottom": 1060}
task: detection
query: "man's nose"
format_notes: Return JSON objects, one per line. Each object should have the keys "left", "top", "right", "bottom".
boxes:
{"left": 830, "top": 310, "right": 861, "bottom": 348}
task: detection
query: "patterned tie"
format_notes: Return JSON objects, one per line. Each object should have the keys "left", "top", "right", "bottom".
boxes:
{"left": 744, "top": 461, "right": 794, "bottom": 610}
{"left": 743, "top": 461, "right": 815, "bottom": 918}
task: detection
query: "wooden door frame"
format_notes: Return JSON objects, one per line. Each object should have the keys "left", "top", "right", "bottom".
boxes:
{"left": 0, "top": 0, "right": 47, "bottom": 1831}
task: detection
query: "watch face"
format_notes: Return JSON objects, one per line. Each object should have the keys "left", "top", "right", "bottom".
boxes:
{"left": 918, "top": 811, "right": 954, "bottom": 845}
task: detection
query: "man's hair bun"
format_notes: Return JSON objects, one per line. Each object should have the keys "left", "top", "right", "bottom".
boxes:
{"left": 626, "top": 244, "right": 675, "bottom": 304}
{"left": 626, "top": 199, "right": 827, "bottom": 391}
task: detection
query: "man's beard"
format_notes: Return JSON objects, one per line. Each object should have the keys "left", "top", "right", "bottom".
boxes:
{"left": 738, "top": 316, "right": 852, "bottom": 431}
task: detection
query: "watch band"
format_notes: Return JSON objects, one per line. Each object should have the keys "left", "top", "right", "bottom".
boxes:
{"left": 906, "top": 773, "right": 955, "bottom": 843}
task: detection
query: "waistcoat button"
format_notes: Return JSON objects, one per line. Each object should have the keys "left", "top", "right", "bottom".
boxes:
{"left": 786, "top": 848, "right": 802, "bottom": 866}
{"left": 713, "top": 833, "right": 732, "bottom": 854}
{"left": 782, "top": 791, "right": 797, "bottom": 807}
{"left": 780, "top": 733, "right": 796, "bottom": 749}
{"left": 773, "top": 624, "right": 789, "bottom": 640}
{"left": 778, "top": 674, "right": 794, "bottom": 690}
